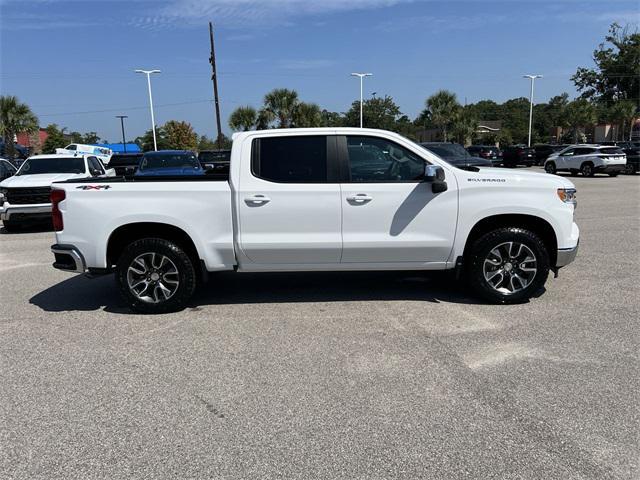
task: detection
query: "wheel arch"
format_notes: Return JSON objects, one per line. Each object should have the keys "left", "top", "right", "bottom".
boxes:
{"left": 107, "top": 222, "right": 201, "bottom": 273}
{"left": 463, "top": 214, "right": 558, "bottom": 266}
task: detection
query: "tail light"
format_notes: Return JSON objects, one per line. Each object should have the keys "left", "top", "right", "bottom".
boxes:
{"left": 51, "top": 189, "right": 65, "bottom": 232}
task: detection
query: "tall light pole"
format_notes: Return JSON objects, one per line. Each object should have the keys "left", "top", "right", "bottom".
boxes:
{"left": 351, "top": 72, "right": 372, "bottom": 128}
{"left": 523, "top": 74, "right": 542, "bottom": 147}
{"left": 115, "top": 115, "right": 128, "bottom": 153}
{"left": 135, "top": 69, "right": 161, "bottom": 151}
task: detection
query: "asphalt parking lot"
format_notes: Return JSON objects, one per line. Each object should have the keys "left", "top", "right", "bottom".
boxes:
{"left": 1, "top": 170, "right": 638, "bottom": 479}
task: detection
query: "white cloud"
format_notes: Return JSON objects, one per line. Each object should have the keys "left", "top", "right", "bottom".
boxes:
{"left": 132, "top": 0, "right": 416, "bottom": 29}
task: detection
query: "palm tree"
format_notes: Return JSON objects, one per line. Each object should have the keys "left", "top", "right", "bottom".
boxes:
{"left": 292, "top": 102, "right": 322, "bottom": 128}
{"left": 563, "top": 99, "right": 597, "bottom": 143}
{"left": 228, "top": 106, "right": 258, "bottom": 131}
{"left": 263, "top": 88, "right": 299, "bottom": 128}
{"left": 607, "top": 100, "right": 637, "bottom": 141}
{"left": 426, "top": 90, "right": 460, "bottom": 142}
{"left": 0, "top": 95, "right": 38, "bottom": 158}
{"left": 451, "top": 110, "right": 478, "bottom": 146}
{"left": 256, "top": 108, "right": 275, "bottom": 130}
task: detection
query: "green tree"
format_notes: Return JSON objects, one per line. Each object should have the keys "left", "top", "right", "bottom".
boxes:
{"left": 451, "top": 108, "right": 478, "bottom": 146}
{"left": 572, "top": 23, "right": 640, "bottom": 106}
{"left": 501, "top": 97, "right": 531, "bottom": 144}
{"left": 344, "top": 95, "right": 402, "bottom": 130}
{"left": 320, "top": 109, "right": 343, "bottom": 127}
{"left": 135, "top": 126, "right": 170, "bottom": 152}
{"left": 607, "top": 100, "right": 637, "bottom": 140}
{"left": 562, "top": 99, "right": 597, "bottom": 143}
{"left": 197, "top": 135, "right": 217, "bottom": 151}
{"left": 41, "top": 124, "right": 68, "bottom": 154}
{"left": 228, "top": 106, "right": 258, "bottom": 131}
{"left": 256, "top": 108, "right": 275, "bottom": 130}
{"left": 263, "top": 88, "right": 299, "bottom": 128}
{"left": 82, "top": 132, "right": 101, "bottom": 144}
{"left": 0, "top": 95, "right": 39, "bottom": 158}
{"left": 292, "top": 102, "right": 323, "bottom": 128}
{"left": 215, "top": 133, "right": 232, "bottom": 149}
{"left": 164, "top": 120, "right": 198, "bottom": 150}
{"left": 425, "top": 90, "right": 460, "bottom": 141}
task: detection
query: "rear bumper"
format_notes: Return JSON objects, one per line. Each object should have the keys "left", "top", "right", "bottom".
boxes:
{"left": 595, "top": 164, "right": 625, "bottom": 173}
{"left": 556, "top": 240, "right": 579, "bottom": 268}
{"left": 51, "top": 244, "right": 86, "bottom": 273}
{"left": 0, "top": 203, "right": 51, "bottom": 221}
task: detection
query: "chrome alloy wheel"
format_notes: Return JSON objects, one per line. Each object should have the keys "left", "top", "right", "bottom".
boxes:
{"left": 483, "top": 242, "right": 537, "bottom": 295}
{"left": 127, "top": 252, "right": 180, "bottom": 303}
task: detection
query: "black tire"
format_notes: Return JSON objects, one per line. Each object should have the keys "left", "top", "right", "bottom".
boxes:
{"left": 466, "top": 227, "right": 550, "bottom": 304}
{"left": 580, "top": 162, "right": 594, "bottom": 177}
{"left": 624, "top": 164, "right": 636, "bottom": 175}
{"left": 544, "top": 161, "right": 556, "bottom": 174}
{"left": 2, "top": 220, "right": 22, "bottom": 232}
{"left": 115, "top": 238, "right": 197, "bottom": 314}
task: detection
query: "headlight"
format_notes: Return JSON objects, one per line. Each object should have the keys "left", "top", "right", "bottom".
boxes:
{"left": 557, "top": 188, "right": 577, "bottom": 205}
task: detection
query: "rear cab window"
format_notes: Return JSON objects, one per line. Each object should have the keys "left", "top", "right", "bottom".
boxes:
{"left": 252, "top": 136, "right": 329, "bottom": 183}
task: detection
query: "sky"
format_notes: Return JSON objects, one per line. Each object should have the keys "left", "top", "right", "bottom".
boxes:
{"left": 1, "top": 0, "right": 638, "bottom": 143}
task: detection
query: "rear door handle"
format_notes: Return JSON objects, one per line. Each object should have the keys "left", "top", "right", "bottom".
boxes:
{"left": 245, "top": 194, "right": 271, "bottom": 205}
{"left": 346, "top": 193, "right": 373, "bottom": 203}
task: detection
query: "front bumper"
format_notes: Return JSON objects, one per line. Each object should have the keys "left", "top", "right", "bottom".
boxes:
{"left": 556, "top": 240, "right": 579, "bottom": 268}
{"left": 51, "top": 244, "right": 86, "bottom": 273}
{"left": 0, "top": 203, "right": 52, "bottom": 221}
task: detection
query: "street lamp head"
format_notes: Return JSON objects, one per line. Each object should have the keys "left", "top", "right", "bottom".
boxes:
{"left": 351, "top": 72, "right": 373, "bottom": 78}
{"left": 135, "top": 69, "right": 161, "bottom": 74}
{"left": 523, "top": 74, "right": 543, "bottom": 79}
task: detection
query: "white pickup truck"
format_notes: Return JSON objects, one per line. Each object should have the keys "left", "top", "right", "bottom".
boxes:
{"left": 0, "top": 154, "right": 114, "bottom": 231}
{"left": 49, "top": 128, "right": 579, "bottom": 313}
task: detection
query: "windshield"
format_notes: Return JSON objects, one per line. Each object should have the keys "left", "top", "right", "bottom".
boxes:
{"left": 422, "top": 144, "right": 469, "bottom": 158}
{"left": 17, "top": 157, "right": 85, "bottom": 176}
{"left": 139, "top": 153, "right": 200, "bottom": 170}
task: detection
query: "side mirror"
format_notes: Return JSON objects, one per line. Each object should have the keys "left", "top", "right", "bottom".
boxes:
{"left": 424, "top": 164, "right": 447, "bottom": 193}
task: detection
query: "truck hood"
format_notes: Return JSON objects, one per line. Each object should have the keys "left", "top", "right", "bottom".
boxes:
{"left": 0, "top": 172, "right": 88, "bottom": 188}
{"left": 463, "top": 166, "right": 576, "bottom": 189}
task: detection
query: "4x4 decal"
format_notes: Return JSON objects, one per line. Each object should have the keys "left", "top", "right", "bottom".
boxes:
{"left": 76, "top": 185, "right": 111, "bottom": 190}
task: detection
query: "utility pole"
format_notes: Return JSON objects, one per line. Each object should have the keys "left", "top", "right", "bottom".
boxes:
{"left": 523, "top": 74, "right": 542, "bottom": 147}
{"left": 134, "top": 69, "right": 161, "bottom": 151}
{"left": 351, "top": 73, "right": 372, "bottom": 128}
{"left": 209, "top": 22, "right": 223, "bottom": 150}
{"left": 116, "top": 115, "right": 128, "bottom": 153}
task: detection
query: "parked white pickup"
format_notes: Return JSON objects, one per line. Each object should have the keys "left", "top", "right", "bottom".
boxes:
{"left": 0, "top": 154, "right": 114, "bottom": 231}
{"left": 49, "top": 128, "right": 579, "bottom": 313}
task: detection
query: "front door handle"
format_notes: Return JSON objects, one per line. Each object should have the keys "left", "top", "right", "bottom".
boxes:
{"left": 245, "top": 194, "right": 271, "bottom": 205}
{"left": 346, "top": 193, "right": 373, "bottom": 203}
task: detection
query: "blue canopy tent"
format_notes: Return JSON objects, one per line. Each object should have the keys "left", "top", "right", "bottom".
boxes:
{"left": 95, "top": 143, "right": 141, "bottom": 154}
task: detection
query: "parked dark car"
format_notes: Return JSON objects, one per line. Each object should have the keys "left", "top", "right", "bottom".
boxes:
{"left": 420, "top": 142, "right": 493, "bottom": 168}
{"left": 533, "top": 144, "right": 565, "bottom": 165}
{"left": 108, "top": 152, "right": 143, "bottom": 176}
{"left": 620, "top": 145, "right": 640, "bottom": 174}
{"left": 501, "top": 145, "right": 536, "bottom": 167}
{"left": 466, "top": 145, "right": 501, "bottom": 164}
{"left": 0, "top": 158, "right": 18, "bottom": 180}
{"left": 198, "top": 149, "right": 231, "bottom": 174}
{"left": 135, "top": 150, "right": 204, "bottom": 177}
{"left": 0, "top": 140, "right": 29, "bottom": 162}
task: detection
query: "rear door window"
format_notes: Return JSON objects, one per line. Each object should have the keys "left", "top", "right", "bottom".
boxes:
{"left": 252, "top": 136, "right": 328, "bottom": 183}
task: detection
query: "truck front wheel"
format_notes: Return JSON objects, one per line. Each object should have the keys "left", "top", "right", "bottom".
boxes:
{"left": 466, "top": 228, "right": 550, "bottom": 304}
{"left": 116, "top": 238, "right": 197, "bottom": 314}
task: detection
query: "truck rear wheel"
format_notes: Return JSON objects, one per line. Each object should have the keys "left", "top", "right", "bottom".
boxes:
{"left": 466, "top": 227, "right": 550, "bottom": 304}
{"left": 115, "top": 238, "right": 197, "bottom": 314}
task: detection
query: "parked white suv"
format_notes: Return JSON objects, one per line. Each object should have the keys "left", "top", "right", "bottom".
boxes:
{"left": 55, "top": 144, "right": 112, "bottom": 165}
{"left": 544, "top": 145, "right": 626, "bottom": 177}
{"left": 0, "top": 154, "right": 114, "bottom": 231}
